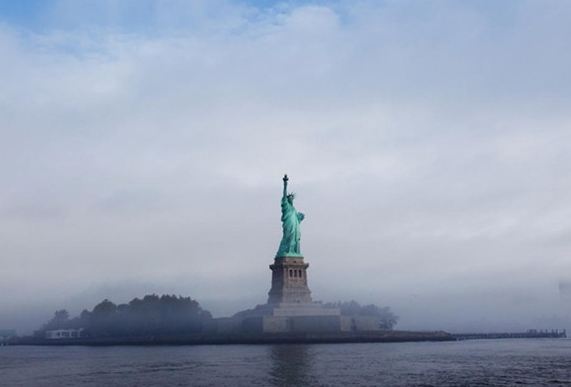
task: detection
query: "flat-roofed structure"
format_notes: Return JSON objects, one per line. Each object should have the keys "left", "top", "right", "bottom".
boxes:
{"left": 0, "top": 329, "right": 16, "bottom": 345}
{"left": 45, "top": 328, "right": 84, "bottom": 340}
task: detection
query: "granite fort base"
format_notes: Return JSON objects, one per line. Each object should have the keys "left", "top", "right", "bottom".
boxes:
{"left": 221, "top": 256, "right": 381, "bottom": 334}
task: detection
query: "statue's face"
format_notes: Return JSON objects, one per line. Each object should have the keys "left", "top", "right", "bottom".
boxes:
{"left": 287, "top": 196, "right": 294, "bottom": 204}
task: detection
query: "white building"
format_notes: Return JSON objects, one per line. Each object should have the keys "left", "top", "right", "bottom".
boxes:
{"left": 0, "top": 329, "right": 16, "bottom": 344}
{"left": 45, "top": 328, "right": 84, "bottom": 340}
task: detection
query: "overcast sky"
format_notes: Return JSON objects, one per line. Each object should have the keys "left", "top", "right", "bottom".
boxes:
{"left": 1, "top": 0, "right": 570, "bottom": 334}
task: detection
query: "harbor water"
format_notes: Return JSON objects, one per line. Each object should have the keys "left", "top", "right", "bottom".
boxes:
{"left": 1, "top": 339, "right": 570, "bottom": 386}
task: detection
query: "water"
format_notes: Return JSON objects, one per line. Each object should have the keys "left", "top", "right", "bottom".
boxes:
{"left": 1, "top": 339, "right": 570, "bottom": 386}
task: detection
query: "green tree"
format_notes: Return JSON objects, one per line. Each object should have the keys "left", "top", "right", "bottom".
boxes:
{"left": 38, "top": 294, "right": 213, "bottom": 338}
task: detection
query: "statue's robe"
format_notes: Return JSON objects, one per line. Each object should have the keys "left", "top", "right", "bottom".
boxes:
{"left": 276, "top": 196, "right": 305, "bottom": 257}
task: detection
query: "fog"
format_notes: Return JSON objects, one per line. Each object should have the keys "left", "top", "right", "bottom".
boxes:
{"left": 1, "top": 0, "right": 570, "bottom": 334}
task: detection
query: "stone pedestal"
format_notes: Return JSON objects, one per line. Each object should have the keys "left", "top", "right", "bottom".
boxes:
{"left": 267, "top": 257, "right": 312, "bottom": 304}
{"left": 257, "top": 256, "right": 342, "bottom": 333}
{"left": 224, "top": 255, "right": 383, "bottom": 334}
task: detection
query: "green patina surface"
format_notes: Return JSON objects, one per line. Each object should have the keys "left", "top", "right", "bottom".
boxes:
{"left": 276, "top": 174, "right": 305, "bottom": 258}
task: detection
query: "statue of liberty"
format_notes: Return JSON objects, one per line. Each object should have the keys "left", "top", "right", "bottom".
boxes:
{"left": 276, "top": 174, "right": 305, "bottom": 257}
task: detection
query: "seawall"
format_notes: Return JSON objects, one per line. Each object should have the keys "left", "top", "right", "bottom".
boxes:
{"left": 12, "top": 330, "right": 454, "bottom": 346}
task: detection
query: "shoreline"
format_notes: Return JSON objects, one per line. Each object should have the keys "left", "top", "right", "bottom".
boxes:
{"left": 7, "top": 329, "right": 566, "bottom": 347}
{"left": 11, "top": 330, "right": 454, "bottom": 346}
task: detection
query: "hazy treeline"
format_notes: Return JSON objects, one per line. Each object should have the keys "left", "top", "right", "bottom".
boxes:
{"left": 323, "top": 301, "right": 399, "bottom": 329}
{"left": 37, "top": 296, "right": 398, "bottom": 338}
{"left": 36, "top": 295, "right": 212, "bottom": 338}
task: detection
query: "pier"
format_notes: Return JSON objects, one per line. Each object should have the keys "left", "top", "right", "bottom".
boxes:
{"left": 453, "top": 329, "right": 567, "bottom": 341}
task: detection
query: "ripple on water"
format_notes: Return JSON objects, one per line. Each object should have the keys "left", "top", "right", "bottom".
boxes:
{"left": 1, "top": 339, "right": 571, "bottom": 386}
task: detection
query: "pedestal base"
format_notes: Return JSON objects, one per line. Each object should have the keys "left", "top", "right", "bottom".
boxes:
{"left": 262, "top": 301, "right": 343, "bottom": 332}
{"left": 232, "top": 301, "right": 344, "bottom": 333}
{"left": 267, "top": 256, "right": 312, "bottom": 304}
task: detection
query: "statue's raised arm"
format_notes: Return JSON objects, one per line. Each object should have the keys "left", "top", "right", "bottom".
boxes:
{"left": 282, "top": 174, "right": 288, "bottom": 199}
{"left": 276, "top": 174, "right": 304, "bottom": 258}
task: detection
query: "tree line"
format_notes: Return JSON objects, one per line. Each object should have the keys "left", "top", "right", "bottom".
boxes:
{"left": 36, "top": 294, "right": 212, "bottom": 338}
{"left": 37, "top": 295, "right": 399, "bottom": 338}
